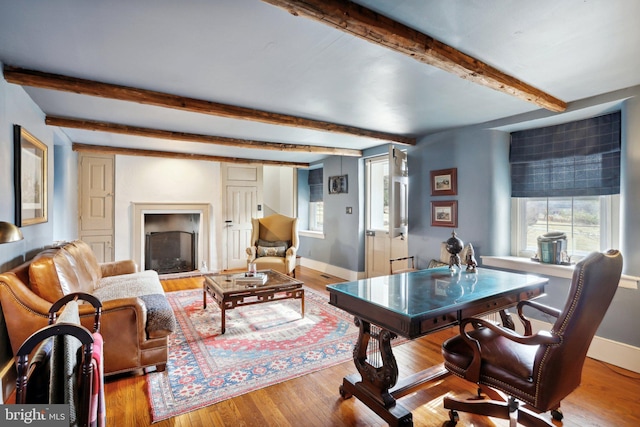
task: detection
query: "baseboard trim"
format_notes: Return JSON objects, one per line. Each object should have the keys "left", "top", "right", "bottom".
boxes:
{"left": 526, "top": 318, "right": 640, "bottom": 373}
{"left": 298, "top": 258, "right": 363, "bottom": 281}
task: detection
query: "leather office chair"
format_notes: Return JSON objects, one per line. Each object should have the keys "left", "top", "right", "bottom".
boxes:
{"left": 441, "top": 250, "right": 623, "bottom": 427}
{"left": 246, "top": 214, "right": 299, "bottom": 277}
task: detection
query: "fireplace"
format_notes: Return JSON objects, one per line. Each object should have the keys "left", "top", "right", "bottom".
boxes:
{"left": 146, "top": 230, "right": 196, "bottom": 274}
{"left": 132, "top": 203, "right": 211, "bottom": 273}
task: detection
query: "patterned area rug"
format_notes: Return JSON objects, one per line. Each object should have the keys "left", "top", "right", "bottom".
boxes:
{"left": 147, "top": 286, "right": 396, "bottom": 422}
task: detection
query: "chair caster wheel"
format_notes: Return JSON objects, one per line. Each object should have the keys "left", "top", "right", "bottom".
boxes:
{"left": 551, "top": 409, "right": 563, "bottom": 421}
{"left": 448, "top": 409, "right": 459, "bottom": 424}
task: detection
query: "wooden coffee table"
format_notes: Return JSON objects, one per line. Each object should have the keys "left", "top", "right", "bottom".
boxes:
{"left": 203, "top": 269, "right": 304, "bottom": 334}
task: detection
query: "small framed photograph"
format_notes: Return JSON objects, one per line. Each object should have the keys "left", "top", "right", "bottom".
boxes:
{"left": 430, "top": 168, "right": 457, "bottom": 196}
{"left": 431, "top": 200, "right": 457, "bottom": 228}
{"left": 14, "top": 125, "right": 48, "bottom": 226}
{"left": 328, "top": 175, "right": 348, "bottom": 194}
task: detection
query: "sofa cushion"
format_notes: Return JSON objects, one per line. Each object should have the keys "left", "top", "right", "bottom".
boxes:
{"left": 252, "top": 256, "right": 288, "bottom": 273}
{"left": 93, "top": 270, "right": 164, "bottom": 297}
{"left": 92, "top": 270, "right": 176, "bottom": 338}
{"left": 29, "top": 250, "right": 82, "bottom": 302}
{"left": 63, "top": 240, "right": 102, "bottom": 283}
{"left": 58, "top": 247, "right": 96, "bottom": 290}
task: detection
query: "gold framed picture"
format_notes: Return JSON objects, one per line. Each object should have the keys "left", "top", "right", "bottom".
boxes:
{"left": 14, "top": 125, "right": 48, "bottom": 226}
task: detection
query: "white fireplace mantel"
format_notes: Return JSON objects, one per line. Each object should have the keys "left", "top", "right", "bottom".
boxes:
{"left": 132, "top": 202, "right": 211, "bottom": 272}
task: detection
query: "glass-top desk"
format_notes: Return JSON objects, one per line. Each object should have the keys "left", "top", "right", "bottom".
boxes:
{"left": 327, "top": 267, "right": 547, "bottom": 427}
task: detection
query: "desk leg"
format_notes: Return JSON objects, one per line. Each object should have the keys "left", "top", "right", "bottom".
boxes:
{"left": 339, "top": 317, "right": 413, "bottom": 427}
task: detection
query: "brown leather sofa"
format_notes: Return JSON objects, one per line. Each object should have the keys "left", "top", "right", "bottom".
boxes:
{"left": 0, "top": 240, "right": 176, "bottom": 375}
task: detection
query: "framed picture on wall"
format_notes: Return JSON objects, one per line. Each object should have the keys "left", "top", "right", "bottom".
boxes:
{"left": 431, "top": 200, "right": 457, "bottom": 227}
{"left": 430, "top": 168, "right": 457, "bottom": 196}
{"left": 328, "top": 175, "right": 348, "bottom": 194}
{"left": 14, "top": 125, "right": 48, "bottom": 226}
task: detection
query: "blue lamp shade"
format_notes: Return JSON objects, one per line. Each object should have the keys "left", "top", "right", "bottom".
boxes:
{"left": 0, "top": 221, "right": 23, "bottom": 244}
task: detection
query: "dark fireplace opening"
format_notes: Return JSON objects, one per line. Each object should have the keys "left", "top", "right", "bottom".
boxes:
{"left": 145, "top": 231, "right": 196, "bottom": 274}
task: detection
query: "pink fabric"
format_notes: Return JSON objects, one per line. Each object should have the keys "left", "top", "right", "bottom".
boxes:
{"left": 90, "top": 332, "right": 105, "bottom": 427}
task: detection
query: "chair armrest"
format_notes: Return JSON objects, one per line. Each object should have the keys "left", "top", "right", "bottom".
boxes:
{"left": 246, "top": 246, "right": 256, "bottom": 262}
{"left": 458, "top": 317, "right": 561, "bottom": 382}
{"left": 0, "top": 278, "right": 54, "bottom": 356}
{"left": 286, "top": 246, "right": 297, "bottom": 258}
{"left": 517, "top": 300, "right": 561, "bottom": 335}
{"left": 100, "top": 259, "right": 138, "bottom": 277}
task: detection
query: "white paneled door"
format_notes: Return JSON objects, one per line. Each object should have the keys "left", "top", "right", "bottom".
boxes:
{"left": 79, "top": 154, "right": 114, "bottom": 262}
{"left": 365, "top": 146, "right": 409, "bottom": 277}
{"left": 222, "top": 164, "right": 263, "bottom": 270}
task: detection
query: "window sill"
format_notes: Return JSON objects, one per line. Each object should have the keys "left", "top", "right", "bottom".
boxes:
{"left": 481, "top": 256, "right": 638, "bottom": 290}
{"left": 299, "top": 230, "right": 325, "bottom": 239}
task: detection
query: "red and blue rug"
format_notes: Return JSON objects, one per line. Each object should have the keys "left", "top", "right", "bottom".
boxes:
{"left": 147, "top": 286, "right": 378, "bottom": 422}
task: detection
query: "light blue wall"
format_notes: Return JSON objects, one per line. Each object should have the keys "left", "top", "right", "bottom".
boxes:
{"left": 53, "top": 135, "right": 78, "bottom": 242}
{"left": 297, "top": 155, "right": 364, "bottom": 271}
{"left": 407, "top": 129, "right": 511, "bottom": 267}
{"left": 296, "top": 169, "right": 310, "bottom": 230}
{"left": 299, "top": 90, "right": 640, "bottom": 347}
{"left": 620, "top": 96, "right": 640, "bottom": 271}
{"left": 0, "top": 68, "right": 79, "bottom": 367}
{"left": 0, "top": 68, "right": 55, "bottom": 268}
{"left": 400, "top": 95, "right": 640, "bottom": 348}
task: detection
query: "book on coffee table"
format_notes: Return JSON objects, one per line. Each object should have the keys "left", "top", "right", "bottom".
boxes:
{"left": 233, "top": 272, "right": 268, "bottom": 287}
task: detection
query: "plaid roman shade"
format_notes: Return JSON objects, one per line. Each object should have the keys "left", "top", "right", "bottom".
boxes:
{"left": 510, "top": 111, "right": 621, "bottom": 197}
{"left": 308, "top": 168, "right": 323, "bottom": 202}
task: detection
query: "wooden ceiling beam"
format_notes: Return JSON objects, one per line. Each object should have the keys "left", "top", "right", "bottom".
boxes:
{"left": 47, "top": 116, "right": 362, "bottom": 157}
{"left": 72, "top": 143, "right": 309, "bottom": 168}
{"left": 4, "top": 65, "right": 415, "bottom": 145}
{"left": 262, "top": 0, "right": 567, "bottom": 113}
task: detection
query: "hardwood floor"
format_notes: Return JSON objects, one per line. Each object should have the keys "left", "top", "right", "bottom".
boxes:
{"left": 105, "top": 266, "right": 640, "bottom": 426}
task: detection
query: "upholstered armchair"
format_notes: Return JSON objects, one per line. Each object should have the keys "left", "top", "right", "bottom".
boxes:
{"left": 246, "top": 214, "right": 299, "bottom": 276}
{"left": 441, "top": 250, "right": 623, "bottom": 426}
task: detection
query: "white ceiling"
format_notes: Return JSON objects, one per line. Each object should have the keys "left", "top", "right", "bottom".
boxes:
{"left": 1, "top": 0, "right": 639, "bottom": 165}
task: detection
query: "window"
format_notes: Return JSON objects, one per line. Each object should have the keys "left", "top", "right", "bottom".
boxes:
{"left": 308, "top": 199, "right": 324, "bottom": 232}
{"left": 513, "top": 195, "right": 619, "bottom": 259}
{"left": 366, "top": 156, "right": 389, "bottom": 230}
{"left": 510, "top": 112, "right": 621, "bottom": 260}
{"left": 308, "top": 168, "right": 323, "bottom": 232}
{"left": 297, "top": 167, "right": 323, "bottom": 233}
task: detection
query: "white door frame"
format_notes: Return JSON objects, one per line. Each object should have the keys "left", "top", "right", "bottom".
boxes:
{"left": 222, "top": 164, "right": 263, "bottom": 270}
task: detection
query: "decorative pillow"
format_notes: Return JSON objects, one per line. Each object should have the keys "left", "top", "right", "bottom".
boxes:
{"left": 257, "top": 245, "right": 287, "bottom": 257}
{"left": 257, "top": 239, "right": 290, "bottom": 248}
